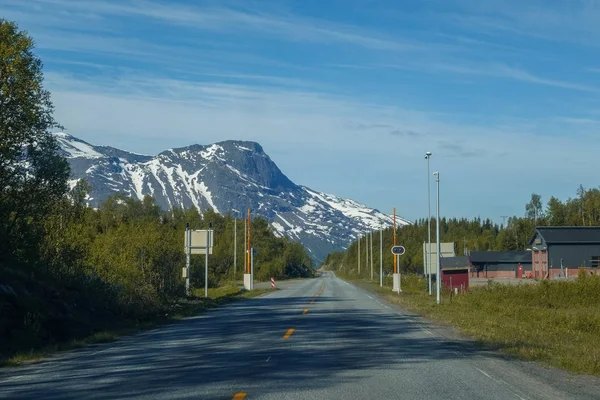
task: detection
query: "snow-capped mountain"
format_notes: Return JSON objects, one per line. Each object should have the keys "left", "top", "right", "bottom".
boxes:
{"left": 55, "top": 132, "right": 411, "bottom": 263}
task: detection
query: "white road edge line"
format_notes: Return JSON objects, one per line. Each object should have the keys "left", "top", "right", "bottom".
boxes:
{"left": 366, "top": 295, "right": 374, "bottom": 300}
{"left": 474, "top": 367, "right": 527, "bottom": 400}
{"left": 475, "top": 367, "right": 496, "bottom": 381}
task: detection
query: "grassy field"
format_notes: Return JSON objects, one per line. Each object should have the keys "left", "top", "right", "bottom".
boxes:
{"left": 2, "top": 286, "right": 270, "bottom": 368}
{"left": 339, "top": 271, "right": 600, "bottom": 376}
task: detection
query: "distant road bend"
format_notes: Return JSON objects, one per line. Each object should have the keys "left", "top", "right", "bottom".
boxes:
{"left": 2, "top": 272, "right": 600, "bottom": 399}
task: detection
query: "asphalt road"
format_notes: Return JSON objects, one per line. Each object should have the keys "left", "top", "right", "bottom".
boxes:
{"left": 2, "top": 272, "right": 600, "bottom": 399}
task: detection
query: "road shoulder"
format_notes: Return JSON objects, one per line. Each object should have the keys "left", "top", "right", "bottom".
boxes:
{"left": 339, "top": 276, "right": 600, "bottom": 400}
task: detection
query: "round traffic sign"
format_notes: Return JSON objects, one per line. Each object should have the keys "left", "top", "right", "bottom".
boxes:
{"left": 391, "top": 245, "right": 405, "bottom": 255}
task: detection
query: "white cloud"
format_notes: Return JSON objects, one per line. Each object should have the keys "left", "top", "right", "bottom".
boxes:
{"left": 11, "top": 0, "right": 419, "bottom": 52}
{"left": 7, "top": 0, "right": 599, "bottom": 219}
{"left": 434, "top": 0, "right": 600, "bottom": 45}
{"left": 49, "top": 80, "right": 598, "bottom": 220}
{"left": 45, "top": 71, "right": 600, "bottom": 180}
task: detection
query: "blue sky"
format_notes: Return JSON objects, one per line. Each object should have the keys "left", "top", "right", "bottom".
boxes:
{"left": 4, "top": 0, "right": 600, "bottom": 222}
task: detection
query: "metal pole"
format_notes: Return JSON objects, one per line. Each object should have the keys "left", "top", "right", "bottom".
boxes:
{"left": 435, "top": 171, "right": 441, "bottom": 305}
{"left": 358, "top": 234, "right": 361, "bottom": 275}
{"left": 234, "top": 216, "right": 237, "bottom": 282}
{"left": 247, "top": 209, "right": 251, "bottom": 274}
{"left": 205, "top": 229, "right": 209, "bottom": 298}
{"left": 365, "top": 232, "right": 368, "bottom": 277}
{"left": 370, "top": 230, "right": 374, "bottom": 281}
{"left": 185, "top": 223, "right": 190, "bottom": 297}
{"left": 393, "top": 208, "right": 397, "bottom": 274}
{"left": 379, "top": 228, "right": 383, "bottom": 287}
{"left": 426, "top": 152, "right": 432, "bottom": 296}
{"left": 251, "top": 248, "right": 254, "bottom": 289}
{"left": 244, "top": 216, "right": 247, "bottom": 275}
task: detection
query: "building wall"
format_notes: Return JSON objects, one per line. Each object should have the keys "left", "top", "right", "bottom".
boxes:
{"left": 471, "top": 261, "right": 533, "bottom": 278}
{"left": 548, "top": 244, "right": 600, "bottom": 270}
{"left": 441, "top": 269, "right": 469, "bottom": 290}
{"left": 471, "top": 269, "right": 521, "bottom": 279}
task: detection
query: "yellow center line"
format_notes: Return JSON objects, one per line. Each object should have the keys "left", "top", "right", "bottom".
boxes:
{"left": 283, "top": 328, "right": 295, "bottom": 339}
{"left": 233, "top": 393, "right": 247, "bottom": 400}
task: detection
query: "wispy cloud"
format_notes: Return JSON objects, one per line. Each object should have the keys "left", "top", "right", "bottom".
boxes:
{"left": 18, "top": 0, "right": 417, "bottom": 52}
{"left": 390, "top": 129, "right": 420, "bottom": 138}
{"left": 437, "top": 141, "right": 481, "bottom": 158}
{"left": 434, "top": 0, "right": 600, "bottom": 45}
{"left": 419, "top": 62, "right": 599, "bottom": 92}
{"left": 6, "top": 0, "right": 600, "bottom": 219}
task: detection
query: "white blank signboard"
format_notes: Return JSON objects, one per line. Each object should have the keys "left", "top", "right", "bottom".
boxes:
{"left": 184, "top": 230, "right": 214, "bottom": 254}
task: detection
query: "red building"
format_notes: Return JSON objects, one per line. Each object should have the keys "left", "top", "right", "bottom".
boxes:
{"left": 440, "top": 256, "right": 470, "bottom": 292}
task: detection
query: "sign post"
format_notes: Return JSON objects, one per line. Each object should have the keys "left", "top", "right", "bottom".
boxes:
{"left": 184, "top": 224, "right": 191, "bottom": 296}
{"left": 183, "top": 227, "right": 214, "bottom": 298}
{"left": 391, "top": 245, "right": 405, "bottom": 293}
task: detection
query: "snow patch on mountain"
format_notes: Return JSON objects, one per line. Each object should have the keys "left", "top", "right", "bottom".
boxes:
{"left": 55, "top": 132, "right": 411, "bottom": 263}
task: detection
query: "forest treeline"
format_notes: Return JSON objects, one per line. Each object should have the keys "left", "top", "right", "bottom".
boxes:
{"left": 0, "top": 19, "right": 311, "bottom": 357}
{"left": 323, "top": 187, "right": 600, "bottom": 276}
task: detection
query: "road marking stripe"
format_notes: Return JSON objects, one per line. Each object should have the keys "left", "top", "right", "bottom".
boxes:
{"left": 474, "top": 367, "right": 529, "bottom": 399}
{"left": 366, "top": 295, "right": 374, "bottom": 299}
{"left": 303, "top": 308, "right": 308, "bottom": 314}
{"left": 283, "top": 328, "right": 295, "bottom": 339}
{"left": 233, "top": 392, "right": 247, "bottom": 399}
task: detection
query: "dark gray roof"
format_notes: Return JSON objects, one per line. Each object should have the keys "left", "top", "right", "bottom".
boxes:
{"left": 440, "top": 256, "right": 470, "bottom": 269}
{"left": 529, "top": 227, "right": 600, "bottom": 244}
{"left": 469, "top": 251, "right": 531, "bottom": 264}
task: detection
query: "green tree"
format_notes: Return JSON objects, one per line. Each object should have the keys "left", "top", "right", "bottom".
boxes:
{"left": 0, "top": 19, "right": 69, "bottom": 264}
{"left": 525, "top": 193, "right": 544, "bottom": 224}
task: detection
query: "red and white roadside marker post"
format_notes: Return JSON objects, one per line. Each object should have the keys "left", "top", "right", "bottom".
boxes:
{"left": 271, "top": 277, "right": 275, "bottom": 289}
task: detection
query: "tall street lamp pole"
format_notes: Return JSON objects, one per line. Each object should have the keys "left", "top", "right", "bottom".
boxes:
{"left": 370, "top": 229, "right": 374, "bottom": 281}
{"left": 233, "top": 210, "right": 239, "bottom": 283}
{"left": 425, "top": 152, "right": 432, "bottom": 296}
{"left": 434, "top": 171, "right": 441, "bottom": 305}
{"left": 379, "top": 227, "right": 383, "bottom": 287}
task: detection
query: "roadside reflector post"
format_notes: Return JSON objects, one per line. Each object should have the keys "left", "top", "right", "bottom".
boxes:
{"left": 244, "top": 209, "right": 253, "bottom": 290}
{"left": 271, "top": 277, "right": 275, "bottom": 289}
{"left": 391, "top": 245, "right": 405, "bottom": 293}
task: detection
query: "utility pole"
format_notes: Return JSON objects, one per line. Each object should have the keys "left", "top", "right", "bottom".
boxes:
{"left": 379, "top": 227, "right": 383, "bottom": 287}
{"left": 435, "top": 171, "right": 441, "bottom": 305}
{"left": 365, "top": 232, "right": 368, "bottom": 278}
{"left": 426, "top": 151, "right": 432, "bottom": 296}
{"left": 233, "top": 214, "right": 237, "bottom": 282}
{"left": 370, "top": 230, "right": 374, "bottom": 281}
{"left": 393, "top": 207, "right": 397, "bottom": 274}
{"left": 358, "top": 234, "right": 361, "bottom": 275}
{"left": 247, "top": 209, "right": 251, "bottom": 275}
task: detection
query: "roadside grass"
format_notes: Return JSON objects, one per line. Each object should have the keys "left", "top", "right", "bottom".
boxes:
{"left": 1, "top": 286, "right": 270, "bottom": 368}
{"left": 338, "top": 271, "right": 600, "bottom": 376}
